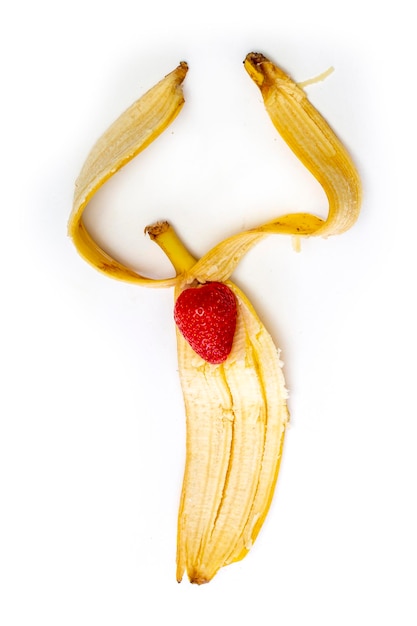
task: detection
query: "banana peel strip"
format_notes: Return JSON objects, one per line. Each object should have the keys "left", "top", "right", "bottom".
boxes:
{"left": 175, "top": 281, "right": 289, "bottom": 584}
{"left": 69, "top": 62, "right": 188, "bottom": 288}
{"left": 68, "top": 53, "right": 362, "bottom": 584}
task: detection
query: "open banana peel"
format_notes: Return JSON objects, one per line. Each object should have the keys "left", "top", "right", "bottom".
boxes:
{"left": 69, "top": 53, "right": 361, "bottom": 584}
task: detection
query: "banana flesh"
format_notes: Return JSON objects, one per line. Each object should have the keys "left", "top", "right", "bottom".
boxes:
{"left": 68, "top": 54, "right": 361, "bottom": 583}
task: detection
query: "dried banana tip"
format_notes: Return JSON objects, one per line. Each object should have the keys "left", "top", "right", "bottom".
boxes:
{"left": 244, "top": 52, "right": 269, "bottom": 86}
{"left": 176, "top": 61, "right": 189, "bottom": 82}
{"left": 244, "top": 52, "right": 290, "bottom": 90}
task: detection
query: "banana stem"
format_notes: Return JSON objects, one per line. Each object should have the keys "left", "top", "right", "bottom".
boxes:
{"left": 145, "top": 221, "right": 197, "bottom": 275}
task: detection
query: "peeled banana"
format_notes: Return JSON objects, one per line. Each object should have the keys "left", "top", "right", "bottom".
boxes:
{"left": 69, "top": 53, "right": 361, "bottom": 584}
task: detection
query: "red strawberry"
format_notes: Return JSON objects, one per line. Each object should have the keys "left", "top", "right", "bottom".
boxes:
{"left": 174, "top": 282, "right": 237, "bottom": 364}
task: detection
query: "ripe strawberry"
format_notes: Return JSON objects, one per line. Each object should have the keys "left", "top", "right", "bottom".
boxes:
{"left": 174, "top": 282, "right": 237, "bottom": 364}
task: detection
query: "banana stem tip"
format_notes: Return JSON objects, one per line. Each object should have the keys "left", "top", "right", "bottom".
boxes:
{"left": 144, "top": 220, "right": 170, "bottom": 240}
{"left": 145, "top": 221, "right": 197, "bottom": 274}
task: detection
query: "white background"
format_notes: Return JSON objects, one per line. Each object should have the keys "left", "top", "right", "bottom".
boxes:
{"left": 1, "top": 1, "right": 416, "bottom": 624}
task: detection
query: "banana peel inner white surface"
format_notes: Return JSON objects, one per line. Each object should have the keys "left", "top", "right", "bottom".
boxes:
{"left": 175, "top": 281, "right": 289, "bottom": 584}
{"left": 68, "top": 53, "right": 361, "bottom": 583}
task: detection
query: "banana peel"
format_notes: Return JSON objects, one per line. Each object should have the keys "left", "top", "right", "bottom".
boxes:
{"left": 175, "top": 283, "right": 289, "bottom": 584}
{"left": 145, "top": 221, "right": 290, "bottom": 583}
{"left": 68, "top": 53, "right": 361, "bottom": 583}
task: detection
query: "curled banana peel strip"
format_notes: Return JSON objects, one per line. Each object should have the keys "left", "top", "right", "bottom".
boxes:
{"left": 69, "top": 53, "right": 362, "bottom": 584}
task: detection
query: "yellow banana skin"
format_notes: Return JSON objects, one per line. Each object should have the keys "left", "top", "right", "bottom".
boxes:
{"left": 174, "top": 281, "right": 289, "bottom": 584}
{"left": 243, "top": 52, "right": 361, "bottom": 237}
{"left": 189, "top": 53, "right": 362, "bottom": 283}
{"left": 69, "top": 62, "right": 188, "bottom": 287}
{"left": 68, "top": 54, "right": 361, "bottom": 584}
